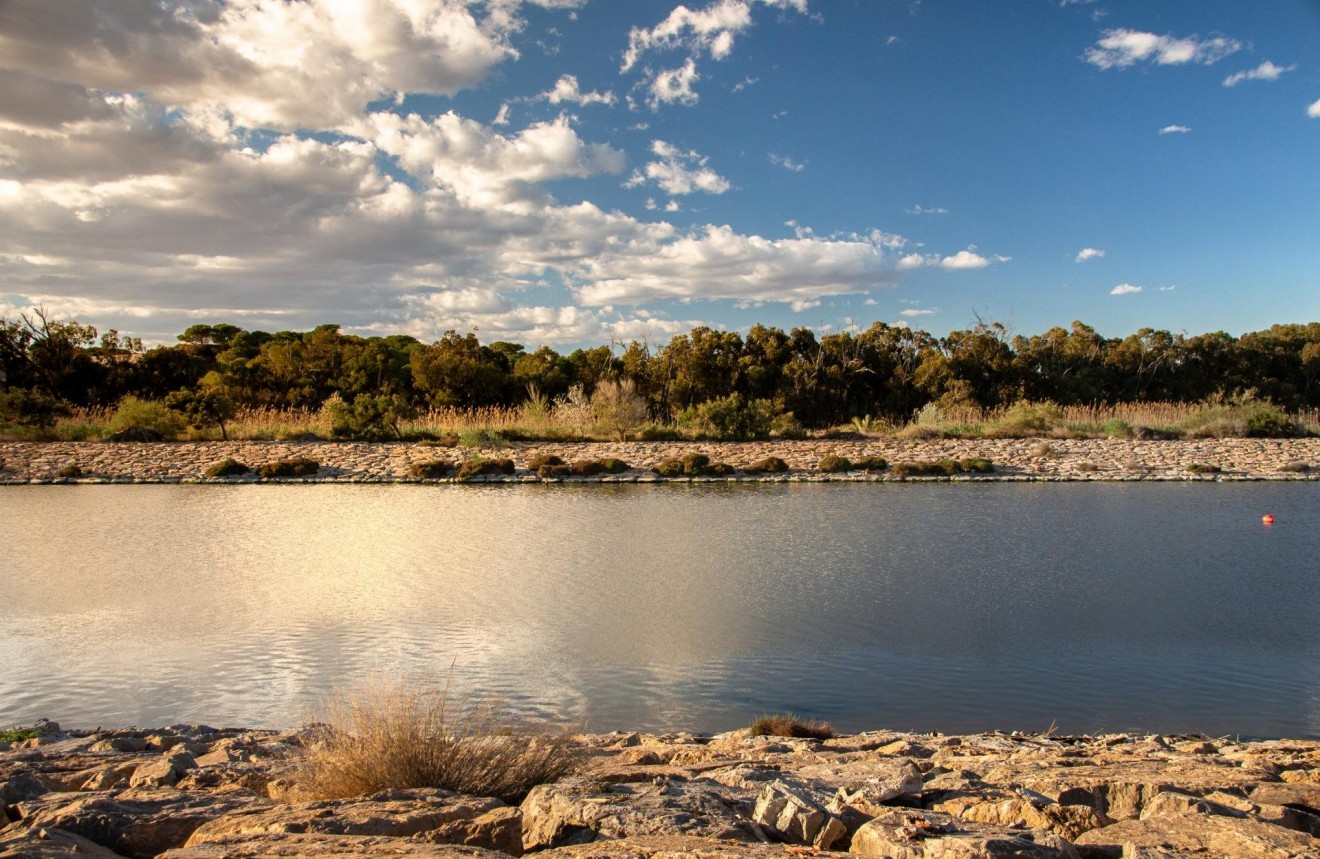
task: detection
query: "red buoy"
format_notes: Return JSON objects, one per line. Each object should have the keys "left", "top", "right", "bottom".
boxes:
{"left": 1262, "top": 513, "right": 1275, "bottom": 525}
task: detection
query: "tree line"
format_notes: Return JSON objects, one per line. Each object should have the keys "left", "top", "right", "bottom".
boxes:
{"left": 2, "top": 310, "right": 1319, "bottom": 432}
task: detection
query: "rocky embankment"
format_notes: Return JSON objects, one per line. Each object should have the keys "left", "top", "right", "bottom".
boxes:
{"left": 3, "top": 724, "right": 1320, "bottom": 858}
{"left": 2, "top": 438, "right": 1319, "bottom": 484}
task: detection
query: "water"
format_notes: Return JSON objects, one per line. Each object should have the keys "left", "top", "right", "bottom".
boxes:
{"left": 2, "top": 483, "right": 1318, "bottom": 738}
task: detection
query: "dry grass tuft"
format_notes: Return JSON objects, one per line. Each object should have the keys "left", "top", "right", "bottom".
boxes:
{"left": 748, "top": 713, "right": 835, "bottom": 740}
{"left": 296, "top": 679, "right": 582, "bottom": 803}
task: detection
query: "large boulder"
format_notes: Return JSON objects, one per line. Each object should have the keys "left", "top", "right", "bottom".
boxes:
{"left": 932, "top": 791, "right": 1110, "bottom": 841}
{"left": 0, "top": 825, "right": 124, "bottom": 858}
{"left": 850, "top": 809, "right": 1080, "bottom": 858}
{"left": 750, "top": 779, "right": 847, "bottom": 849}
{"left": 1073, "top": 811, "right": 1320, "bottom": 858}
{"left": 12, "top": 789, "right": 270, "bottom": 858}
{"left": 185, "top": 789, "right": 504, "bottom": 845}
{"left": 159, "top": 833, "right": 511, "bottom": 858}
{"left": 519, "top": 777, "right": 756, "bottom": 852}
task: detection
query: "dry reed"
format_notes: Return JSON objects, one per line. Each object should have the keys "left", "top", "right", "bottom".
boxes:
{"left": 296, "top": 679, "right": 582, "bottom": 803}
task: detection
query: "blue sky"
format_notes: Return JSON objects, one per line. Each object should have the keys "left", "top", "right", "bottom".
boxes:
{"left": 0, "top": 0, "right": 1317, "bottom": 346}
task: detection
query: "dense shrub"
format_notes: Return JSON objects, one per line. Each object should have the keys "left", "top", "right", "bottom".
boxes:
{"left": 409, "top": 460, "right": 453, "bottom": 479}
{"left": 654, "top": 458, "right": 685, "bottom": 477}
{"left": 677, "top": 394, "right": 776, "bottom": 440}
{"left": 329, "top": 393, "right": 417, "bottom": 441}
{"left": 258, "top": 457, "right": 320, "bottom": 478}
{"left": 458, "top": 428, "right": 508, "bottom": 449}
{"left": 681, "top": 452, "right": 711, "bottom": 475}
{"left": 0, "top": 388, "right": 68, "bottom": 431}
{"left": 421, "top": 435, "right": 461, "bottom": 448}
{"left": 569, "top": 459, "right": 606, "bottom": 476}
{"left": 455, "top": 458, "right": 515, "bottom": 481}
{"left": 110, "top": 396, "right": 184, "bottom": 438}
{"left": 1186, "top": 462, "right": 1222, "bottom": 474}
{"left": 597, "top": 457, "right": 629, "bottom": 474}
{"left": 708, "top": 462, "right": 736, "bottom": 476}
{"left": 526, "top": 454, "right": 564, "bottom": 469}
{"left": 890, "top": 458, "right": 993, "bottom": 477}
{"left": 56, "top": 463, "right": 83, "bottom": 479}
{"left": 854, "top": 455, "right": 888, "bottom": 472}
{"left": 817, "top": 454, "right": 852, "bottom": 473}
{"left": 744, "top": 456, "right": 789, "bottom": 474}
{"left": 1245, "top": 406, "right": 1296, "bottom": 438}
{"left": 638, "top": 425, "right": 683, "bottom": 441}
{"left": 296, "top": 680, "right": 582, "bottom": 804}
{"left": 958, "top": 457, "right": 995, "bottom": 474}
{"left": 770, "top": 412, "right": 806, "bottom": 440}
{"left": 104, "top": 426, "right": 165, "bottom": 442}
{"left": 205, "top": 458, "right": 250, "bottom": 477}
{"left": 748, "top": 713, "right": 835, "bottom": 740}
{"left": 537, "top": 463, "right": 571, "bottom": 478}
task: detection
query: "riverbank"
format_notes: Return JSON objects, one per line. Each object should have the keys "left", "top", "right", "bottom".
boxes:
{"left": 3, "top": 723, "right": 1319, "bottom": 857}
{"left": 1, "top": 438, "right": 1318, "bottom": 484}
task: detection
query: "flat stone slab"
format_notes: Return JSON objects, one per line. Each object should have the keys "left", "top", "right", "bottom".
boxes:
{"left": 159, "top": 833, "right": 511, "bottom": 858}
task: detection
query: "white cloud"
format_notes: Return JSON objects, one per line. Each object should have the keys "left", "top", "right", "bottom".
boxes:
{"left": 492, "top": 103, "right": 512, "bottom": 126}
{"left": 1110, "top": 283, "right": 1143, "bottom": 295}
{"left": 626, "top": 140, "right": 730, "bottom": 196}
{"left": 646, "top": 59, "right": 701, "bottom": 109}
{"left": 542, "top": 74, "right": 615, "bottom": 106}
{"left": 620, "top": 0, "right": 806, "bottom": 72}
{"left": 900, "top": 308, "right": 936, "bottom": 317}
{"left": 1308, "top": 98, "right": 1320, "bottom": 119}
{"left": 1084, "top": 29, "right": 1242, "bottom": 71}
{"left": 937, "top": 249, "right": 991, "bottom": 270}
{"left": 1159, "top": 125, "right": 1191, "bottom": 135}
{"left": 1223, "top": 60, "right": 1296, "bottom": 87}
{"left": 1076, "top": 247, "right": 1105, "bottom": 262}
{"left": 906, "top": 203, "right": 948, "bottom": 215}
{"left": 1157, "top": 285, "right": 1176, "bottom": 291}
{"left": 769, "top": 153, "right": 806, "bottom": 172}
{"left": 790, "top": 299, "right": 820, "bottom": 312}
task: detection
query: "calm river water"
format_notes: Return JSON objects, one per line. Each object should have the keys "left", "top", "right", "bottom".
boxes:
{"left": 2, "top": 483, "right": 1318, "bottom": 737}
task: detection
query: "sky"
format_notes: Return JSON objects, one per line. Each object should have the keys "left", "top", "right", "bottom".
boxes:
{"left": 1, "top": 0, "right": 1318, "bottom": 348}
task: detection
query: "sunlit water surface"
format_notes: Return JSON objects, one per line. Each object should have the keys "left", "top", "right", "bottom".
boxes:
{"left": 2, "top": 483, "right": 1318, "bottom": 737}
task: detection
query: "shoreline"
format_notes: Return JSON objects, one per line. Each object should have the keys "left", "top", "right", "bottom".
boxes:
{"left": 4, "top": 723, "right": 1319, "bottom": 857}
{"left": 2, "top": 438, "right": 1318, "bottom": 485}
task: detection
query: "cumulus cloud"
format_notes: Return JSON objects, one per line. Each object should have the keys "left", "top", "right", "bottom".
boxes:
{"left": 646, "top": 59, "right": 701, "bottom": 109}
{"left": 937, "top": 249, "right": 992, "bottom": 270}
{"left": 906, "top": 203, "right": 948, "bottom": 215}
{"left": 542, "top": 74, "right": 615, "bottom": 106}
{"left": 1084, "top": 29, "right": 1242, "bottom": 70}
{"left": 1308, "top": 98, "right": 1320, "bottom": 119}
{"left": 625, "top": 140, "right": 730, "bottom": 196}
{"left": 1223, "top": 60, "right": 1296, "bottom": 87}
{"left": 1159, "top": 125, "right": 1191, "bottom": 135}
{"left": 1076, "top": 247, "right": 1105, "bottom": 262}
{"left": 1110, "top": 283, "right": 1142, "bottom": 295}
{"left": 900, "top": 308, "right": 936, "bottom": 317}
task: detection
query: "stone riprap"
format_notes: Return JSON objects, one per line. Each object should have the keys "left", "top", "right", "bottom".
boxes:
{"left": 1, "top": 438, "right": 1318, "bottom": 484}
{"left": 3, "top": 725, "right": 1320, "bottom": 858}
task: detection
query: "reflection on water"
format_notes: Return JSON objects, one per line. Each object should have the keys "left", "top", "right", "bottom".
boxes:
{"left": 2, "top": 483, "right": 1318, "bottom": 737}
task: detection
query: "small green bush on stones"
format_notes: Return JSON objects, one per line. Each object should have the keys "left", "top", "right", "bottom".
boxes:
{"left": 854, "top": 456, "right": 888, "bottom": 472}
{"left": 456, "top": 458, "right": 515, "bottom": 481}
{"left": 817, "top": 454, "right": 852, "bottom": 473}
{"left": 681, "top": 452, "right": 711, "bottom": 475}
{"left": 708, "top": 462, "right": 736, "bottom": 476}
{"left": 748, "top": 713, "right": 835, "bottom": 740}
{"left": 206, "top": 458, "right": 250, "bottom": 478}
{"left": 744, "top": 456, "right": 789, "bottom": 474}
{"left": 56, "top": 463, "right": 83, "bottom": 479}
{"left": 258, "top": 457, "right": 320, "bottom": 478}
{"left": 1186, "top": 462, "right": 1222, "bottom": 474}
{"left": 598, "top": 458, "right": 629, "bottom": 474}
{"left": 654, "top": 459, "right": 685, "bottom": 477}
{"left": 537, "top": 463, "right": 571, "bottom": 478}
{"left": 958, "top": 457, "right": 995, "bottom": 474}
{"left": 409, "top": 460, "right": 453, "bottom": 479}
{"left": 526, "top": 454, "right": 564, "bottom": 469}
{"left": 569, "top": 460, "right": 606, "bottom": 476}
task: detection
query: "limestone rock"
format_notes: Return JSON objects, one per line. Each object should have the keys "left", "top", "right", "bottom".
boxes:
{"left": 13, "top": 788, "right": 269, "bottom": 858}
{"left": 794, "top": 756, "right": 925, "bottom": 803}
{"left": 519, "top": 777, "right": 755, "bottom": 852}
{"left": 1136, "top": 790, "right": 1246, "bottom": 820}
{"left": 130, "top": 752, "right": 197, "bottom": 789}
{"left": 1073, "top": 811, "right": 1320, "bottom": 858}
{"left": 185, "top": 788, "right": 504, "bottom": 845}
{"left": 850, "top": 810, "right": 1081, "bottom": 858}
{"left": 90, "top": 737, "right": 148, "bottom": 754}
{"left": 80, "top": 762, "right": 140, "bottom": 792}
{"left": 1, "top": 769, "right": 51, "bottom": 805}
{"left": 0, "top": 825, "right": 124, "bottom": 858}
{"left": 159, "top": 833, "right": 510, "bottom": 858}
{"left": 932, "top": 792, "right": 1110, "bottom": 841}
{"left": 537, "top": 834, "right": 856, "bottom": 859}
{"left": 751, "top": 779, "right": 846, "bottom": 849}
{"left": 415, "top": 806, "right": 524, "bottom": 855}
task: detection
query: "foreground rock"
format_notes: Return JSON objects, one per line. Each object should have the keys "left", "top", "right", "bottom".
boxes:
{"left": 3, "top": 725, "right": 1320, "bottom": 857}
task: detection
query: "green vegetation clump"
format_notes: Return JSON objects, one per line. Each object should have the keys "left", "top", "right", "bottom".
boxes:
{"left": 817, "top": 454, "right": 852, "bottom": 473}
{"left": 744, "top": 456, "right": 789, "bottom": 474}
{"left": 205, "top": 458, "right": 250, "bottom": 478}
{"left": 1186, "top": 462, "right": 1222, "bottom": 474}
{"left": 329, "top": 394, "right": 417, "bottom": 441}
{"left": 258, "top": 457, "right": 320, "bottom": 478}
{"left": 295, "top": 680, "right": 582, "bottom": 804}
{"left": 421, "top": 435, "right": 461, "bottom": 448}
{"left": 455, "top": 458, "right": 515, "bottom": 481}
{"left": 654, "top": 458, "right": 684, "bottom": 477}
{"left": 681, "top": 452, "right": 711, "bottom": 475}
{"left": 889, "top": 458, "right": 993, "bottom": 477}
{"left": 458, "top": 427, "right": 509, "bottom": 449}
{"left": 526, "top": 453, "right": 564, "bottom": 469}
{"left": 569, "top": 459, "right": 606, "bottom": 476}
{"left": 677, "top": 394, "right": 775, "bottom": 440}
{"left": 707, "top": 462, "right": 736, "bottom": 476}
{"left": 56, "top": 463, "right": 83, "bottom": 479}
{"left": 110, "top": 396, "right": 184, "bottom": 438}
{"left": 854, "top": 455, "right": 888, "bottom": 472}
{"left": 748, "top": 714, "right": 835, "bottom": 740}
{"left": 537, "top": 463, "right": 571, "bottom": 479}
{"left": 1279, "top": 461, "right": 1311, "bottom": 473}
{"left": 771, "top": 413, "right": 807, "bottom": 440}
{"left": 597, "top": 457, "right": 629, "bottom": 474}
{"left": 0, "top": 727, "right": 41, "bottom": 744}
{"left": 958, "top": 457, "right": 995, "bottom": 474}
{"left": 409, "top": 460, "right": 453, "bottom": 479}
{"left": 1076, "top": 462, "right": 1099, "bottom": 473}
